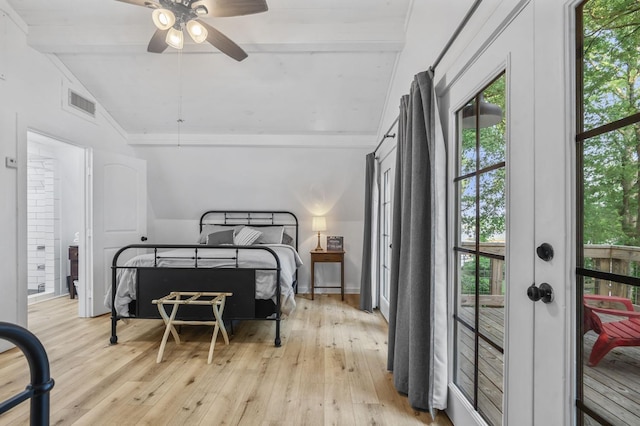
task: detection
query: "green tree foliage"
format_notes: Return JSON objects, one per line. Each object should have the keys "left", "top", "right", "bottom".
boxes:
{"left": 459, "top": 75, "right": 507, "bottom": 243}
{"left": 582, "top": 0, "right": 640, "bottom": 245}
{"left": 460, "top": 256, "right": 494, "bottom": 295}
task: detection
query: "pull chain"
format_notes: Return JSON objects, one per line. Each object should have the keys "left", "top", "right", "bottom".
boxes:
{"left": 177, "top": 48, "right": 183, "bottom": 148}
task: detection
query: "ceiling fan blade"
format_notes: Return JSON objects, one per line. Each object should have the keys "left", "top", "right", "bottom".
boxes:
{"left": 115, "top": 0, "right": 160, "bottom": 8}
{"left": 147, "top": 29, "right": 169, "bottom": 53}
{"left": 198, "top": 20, "right": 248, "bottom": 61}
{"left": 192, "top": 0, "right": 268, "bottom": 18}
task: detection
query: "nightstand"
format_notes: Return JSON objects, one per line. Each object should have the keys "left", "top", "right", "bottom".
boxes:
{"left": 310, "top": 250, "right": 345, "bottom": 300}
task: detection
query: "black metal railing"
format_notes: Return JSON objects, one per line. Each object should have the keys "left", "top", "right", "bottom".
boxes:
{"left": 0, "top": 322, "right": 54, "bottom": 425}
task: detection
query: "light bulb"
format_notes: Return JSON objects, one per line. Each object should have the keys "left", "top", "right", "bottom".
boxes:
{"left": 186, "top": 20, "right": 208, "bottom": 44}
{"left": 166, "top": 27, "right": 184, "bottom": 49}
{"left": 152, "top": 9, "right": 176, "bottom": 30}
{"left": 194, "top": 5, "right": 208, "bottom": 16}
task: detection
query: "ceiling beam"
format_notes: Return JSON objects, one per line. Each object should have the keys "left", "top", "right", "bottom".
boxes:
{"left": 127, "top": 133, "right": 376, "bottom": 148}
{"left": 25, "top": 21, "right": 405, "bottom": 54}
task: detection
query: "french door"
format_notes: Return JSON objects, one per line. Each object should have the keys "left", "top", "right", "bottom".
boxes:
{"left": 575, "top": 1, "right": 640, "bottom": 424}
{"left": 378, "top": 146, "right": 395, "bottom": 321}
{"left": 444, "top": 1, "right": 573, "bottom": 425}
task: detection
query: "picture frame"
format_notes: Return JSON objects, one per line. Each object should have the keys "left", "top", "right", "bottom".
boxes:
{"left": 326, "top": 236, "right": 344, "bottom": 251}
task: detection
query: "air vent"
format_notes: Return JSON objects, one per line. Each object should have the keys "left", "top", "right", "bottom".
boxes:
{"left": 68, "top": 90, "right": 96, "bottom": 117}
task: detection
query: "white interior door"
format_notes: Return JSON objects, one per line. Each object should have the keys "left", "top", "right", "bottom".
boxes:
{"left": 83, "top": 149, "right": 147, "bottom": 317}
{"left": 444, "top": 2, "right": 569, "bottom": 425}
{"left": 378, "top": 146, "right": 395, "bottom": 321}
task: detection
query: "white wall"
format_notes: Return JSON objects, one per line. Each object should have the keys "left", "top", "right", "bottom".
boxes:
{"left": 375, "top": 0, "right": 474, "bottom": 146}
{"left": 376, "top": 0, "right": 530, "bottom": 143}
{"left": 0, "top": 1, "right": 133, "bottom": 349}
{"left": 135, "top": 144, "right": 369, "bottom": 294}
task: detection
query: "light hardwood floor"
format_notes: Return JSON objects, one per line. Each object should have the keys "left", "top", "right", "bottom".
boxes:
{"left": 0, "top": 294, "right": 453, "bottom": 425}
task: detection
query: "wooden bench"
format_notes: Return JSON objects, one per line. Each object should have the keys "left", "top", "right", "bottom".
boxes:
{"left": 152, "top": 291, "right": 232, "bottom": 364}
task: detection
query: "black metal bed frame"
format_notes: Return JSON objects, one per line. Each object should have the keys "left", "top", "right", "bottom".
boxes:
{"left": 110, "top": 210, "right": 299, "bottom": 348}
{"left": 0, "top": 322, "right": 55, "bottom": 425}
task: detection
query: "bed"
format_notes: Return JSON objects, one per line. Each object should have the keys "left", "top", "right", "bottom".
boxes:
{"left": 107, "top": 210, "right": 301, "bottom": 347}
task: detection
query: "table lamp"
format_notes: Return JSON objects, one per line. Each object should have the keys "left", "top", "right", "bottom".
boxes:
{"left": 312, "top": 216, "right": 327, "bottom": 251}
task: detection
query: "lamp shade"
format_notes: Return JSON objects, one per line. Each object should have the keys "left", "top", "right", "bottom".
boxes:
{"left": 462, "top": 94, "right": 502, "bottom": 129}
{"left": 166, "top": 27, "right": 184, "bottom": 49}
{"left": 152, "top": 8, "right": 176, "bottom": 30}
{"left": 186, "top": 20, "right": 208, "bottom": 43}
{"left": 312, "top": 216, "right": 327, "bottom": 232}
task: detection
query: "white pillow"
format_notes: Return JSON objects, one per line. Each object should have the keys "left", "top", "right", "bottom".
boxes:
{"left": 234, "top": 227, "right": 262, "bottom": 246}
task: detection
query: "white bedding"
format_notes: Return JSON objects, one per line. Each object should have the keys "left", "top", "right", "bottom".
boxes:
{"left": 105, "top": 244, "right": 303, "bottom": 318}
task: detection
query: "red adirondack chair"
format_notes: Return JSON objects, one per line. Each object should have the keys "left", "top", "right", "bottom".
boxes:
{"left": 583, "top": 294, "right": 640, "bottom": 366}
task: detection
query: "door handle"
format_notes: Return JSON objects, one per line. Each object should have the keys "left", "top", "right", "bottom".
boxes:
{"left": 536, "top": 243, "right": 554, "bottom": 261}
{"left": 527, "top": 283, "right": 554, "bottom": 303}
{"left": 140, "top": 236, "right": 148, "bottom": 242}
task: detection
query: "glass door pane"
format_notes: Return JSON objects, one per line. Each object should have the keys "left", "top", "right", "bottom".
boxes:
{"left": 453, "top": 73, "right": 506, "bottom": 426}
{"left": 382, "top": 169, "right": 391, "bottom": 304}
{"left": 379, "top": 150, "right": 395, "bottom": 321}
{"left": 576, "top": 1, "right": 640, "bottom": 424}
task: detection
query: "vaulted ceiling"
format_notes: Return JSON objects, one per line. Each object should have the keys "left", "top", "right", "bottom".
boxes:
{"left": 6, "top": 0, "right": 455, "bottom": 139}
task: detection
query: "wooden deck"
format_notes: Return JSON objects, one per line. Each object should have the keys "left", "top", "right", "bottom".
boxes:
{"left": 582, "top": 330, "right": 640, "bottom": 425}
{"left": 457, "top": 307, "right": 504, "bottom": 426}
{"left": 0, "top": 295, "right": 453, "bottom": 426}
{"left": 459, "top": 306, "right": 640, "bottom": 426}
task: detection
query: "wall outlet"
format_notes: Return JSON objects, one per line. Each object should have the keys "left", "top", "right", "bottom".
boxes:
{"left": 5, "top": 157, "right": 17, "bottom": 169}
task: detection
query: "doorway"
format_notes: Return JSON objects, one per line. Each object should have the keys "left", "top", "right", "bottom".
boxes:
{"left": 26, "top": 131, "right": 84, "bottom": 307}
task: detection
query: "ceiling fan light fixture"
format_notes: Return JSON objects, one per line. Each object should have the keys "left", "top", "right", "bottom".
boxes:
{"left": 186, "top": 20, "right": 208, "bottom": 43}
{"left": 152, "top": 8, "right": 176, "bottom": 30}
{"left": 166, "top": 26, "right": 184, "bottom": 49}
{"left": 194, "top": 5, "right": 208, "bottom": 16}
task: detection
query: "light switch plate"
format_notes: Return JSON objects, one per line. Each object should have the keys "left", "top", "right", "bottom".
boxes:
{"left": 5, "top": 157, "right": 17, "bottom": 169}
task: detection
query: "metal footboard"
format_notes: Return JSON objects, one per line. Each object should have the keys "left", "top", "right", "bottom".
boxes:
{"left": 0, "top": 322, "right": 55, "bottom": 425}
{"left": 110, "top": 244, "right": 283, "bottom": 346}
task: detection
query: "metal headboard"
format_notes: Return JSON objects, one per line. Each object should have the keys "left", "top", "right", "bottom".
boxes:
{"left": 199, "top": 210, "right": 299, "bottom": 251}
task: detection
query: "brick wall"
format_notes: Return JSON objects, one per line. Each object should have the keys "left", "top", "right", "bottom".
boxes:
{"left": 27, "top": 153, "right": 60, "bottom": 295}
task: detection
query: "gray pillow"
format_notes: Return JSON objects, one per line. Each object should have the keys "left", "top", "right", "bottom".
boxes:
{"left": 282, "top": 232, "right": 294, "bottom": 247}
{"left": 198, "top": 225, "right": 242, "bottom": 243}
{"left": 206, "top": 229, "right": 235, "bottom": 245}
{"left": 253, "top": 226, "right": 284, "bottom": 244}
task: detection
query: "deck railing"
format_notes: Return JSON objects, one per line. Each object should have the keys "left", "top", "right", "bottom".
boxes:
{"left": 459, "top": 243, "right": 640, "bottom": 306}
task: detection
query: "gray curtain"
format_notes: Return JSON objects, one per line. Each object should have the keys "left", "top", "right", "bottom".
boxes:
{"left": 359, "top": 152, "right": 376, "bottom": 312}
{"left": 387, "top": 70, "right": 438, "bottom": 412}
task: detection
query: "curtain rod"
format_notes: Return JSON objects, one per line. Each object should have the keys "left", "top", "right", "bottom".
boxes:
{"left": 373, "top": 0, "right": 482, "bottom": 154}
{"left": 373, "top": 116, "right": 399, "bottom": 155}
{"left": 429, "top": 0, "right": 482, "bottom": 72}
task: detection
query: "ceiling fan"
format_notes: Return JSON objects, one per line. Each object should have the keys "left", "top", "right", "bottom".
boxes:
{"left": 116, "top": 0, "right": 268, "bottom": 61}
